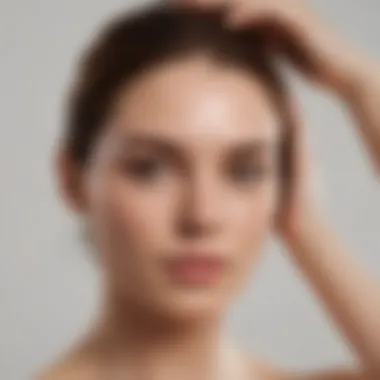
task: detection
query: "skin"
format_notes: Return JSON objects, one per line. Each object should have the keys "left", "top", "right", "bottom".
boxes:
{"left": 41, "top": 0, "right": 380, "bottom": 379}
{"left": 53, "top": 55, "right": 283, "bottom": 380}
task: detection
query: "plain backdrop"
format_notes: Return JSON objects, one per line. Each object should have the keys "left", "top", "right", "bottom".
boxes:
{"left": 0, "top": 1, "right": 379, "bottom": 379}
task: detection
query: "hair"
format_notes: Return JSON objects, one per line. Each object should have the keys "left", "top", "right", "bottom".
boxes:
{"left": 63, "top": 2, "right": 293, "bottom": 180}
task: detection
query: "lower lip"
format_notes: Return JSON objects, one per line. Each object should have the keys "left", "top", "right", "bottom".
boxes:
{"left": 165, "top": 258, "right": 225, "bottom": 286}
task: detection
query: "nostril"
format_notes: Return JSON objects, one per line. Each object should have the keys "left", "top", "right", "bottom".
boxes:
{"left": 178, "top": 209, "right": 211, "bottom": 236}
{"left": 177, "top": 201, "right": 221, "bottom": 237}
{"left": 179, "top": 218, "right": 204, "bottom": 237}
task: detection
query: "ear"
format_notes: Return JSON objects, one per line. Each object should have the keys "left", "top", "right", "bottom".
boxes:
{"left": 275, "top": 95, "right": 309, "bottom": 228}
{"left": 53, "top": 145, "right": 87, "bottom": 214}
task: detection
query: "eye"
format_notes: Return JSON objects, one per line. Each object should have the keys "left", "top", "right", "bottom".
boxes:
{"left": 122, "top": 156, "right": 168, "bottom": 181}
{"left": 230, "top": 163, "right": 266, "bottom": 182}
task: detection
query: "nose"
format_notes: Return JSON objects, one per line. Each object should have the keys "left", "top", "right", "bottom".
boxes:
{"left": 178, "top": 172, "right": 225, "bottom": 238}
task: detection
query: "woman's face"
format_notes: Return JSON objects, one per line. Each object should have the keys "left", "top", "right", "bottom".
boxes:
{"left": 78, "top": 55, "right": 282, "bottom": 320}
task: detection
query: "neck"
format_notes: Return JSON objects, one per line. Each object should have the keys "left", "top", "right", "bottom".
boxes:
{"left": 91, "top": 291, "right": 227, "bottom": 380}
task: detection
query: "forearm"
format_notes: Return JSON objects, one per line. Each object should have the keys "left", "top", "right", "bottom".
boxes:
{"left": 341, "top": 60, "right": 380, "bottom": 173}
{"left": 284, "top": 215, "right": 380, "bottom": 377}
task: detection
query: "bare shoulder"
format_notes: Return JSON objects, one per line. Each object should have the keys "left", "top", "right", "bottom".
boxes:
{"left": 36, "top": 342, "right": 99, "bottom": 380}
{"left": 37, "top": 359, "right": 92, "bottom": 380}
{"left": 248, "top": 357, "right": 370, "bottom": 380}
{"left": 37, "top": 363, "right": 89, "bottom": 380}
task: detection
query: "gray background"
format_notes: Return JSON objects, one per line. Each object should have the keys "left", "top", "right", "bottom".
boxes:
{"left": 0, "top": 1, "right": 379, "bottom": 379}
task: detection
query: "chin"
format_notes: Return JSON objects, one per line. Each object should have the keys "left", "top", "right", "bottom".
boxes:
{"left": 149, "top": 287, "right": 231, "bottom": 322}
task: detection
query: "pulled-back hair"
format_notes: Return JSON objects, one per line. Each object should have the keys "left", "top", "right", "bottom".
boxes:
{"left": 63, "top": 1, "right": 292, "bottom": 180}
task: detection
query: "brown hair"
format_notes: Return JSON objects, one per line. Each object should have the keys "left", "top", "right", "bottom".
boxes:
{"left": 63, "top": 2, "right": 292, "bottom": 178}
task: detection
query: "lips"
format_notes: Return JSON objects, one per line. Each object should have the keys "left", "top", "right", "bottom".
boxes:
{"left": 164, "top": 254, "right": 226, "bottom": 286}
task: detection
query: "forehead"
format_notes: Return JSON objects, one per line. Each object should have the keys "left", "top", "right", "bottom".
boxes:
{"left": 110, "top": 55, "right": 280, "bottom": 145}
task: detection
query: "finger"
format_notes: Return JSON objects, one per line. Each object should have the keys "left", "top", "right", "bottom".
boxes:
{"left": 178, "top": 0, "right": 228, "bottom": 9}
{"left": 197, "top": 0, "right": 230, "bottom": 6}
{"left": 224, "top": 2, "right": 276, "bottom": 28}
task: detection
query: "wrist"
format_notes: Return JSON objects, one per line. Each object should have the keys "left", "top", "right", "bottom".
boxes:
{"left": 281, "top": 207, "right": 331, "bottom": 251}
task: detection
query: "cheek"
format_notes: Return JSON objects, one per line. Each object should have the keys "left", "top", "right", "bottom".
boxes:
{"left": 84, "top": 171, "right": 179, "bottom": 300}
{"left": 85, "top": 170, "right": 176, "bottom": 260}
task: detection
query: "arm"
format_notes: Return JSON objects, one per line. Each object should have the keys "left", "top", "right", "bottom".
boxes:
{"left": 342, "top": 61, "right": 380, "bottom": 173}
{"left": 282, "top": 30, "right": 380, "bottom": 380}
{"left": 281, "top": 60, "right": 380, "bottom": 379}
{"left": 282, "top": 43, "right": 380, "bottom": 380}
{"left": 284, "top": 213, "right": 380, "bottom": 380}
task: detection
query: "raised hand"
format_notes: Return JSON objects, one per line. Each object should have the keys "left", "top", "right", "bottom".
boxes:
{"left": 175, "top": 0, "right": 373, "bottom": 98}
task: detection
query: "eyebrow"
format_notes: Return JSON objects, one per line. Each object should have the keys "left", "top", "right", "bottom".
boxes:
{"left": 230, "top": 141, "right": 276, "bottom": 156}
{"left": 118, "top": 135, "right": 182, "bottom": 159}
{"left": 117, "top": 134, "right": 277, "bottom": 157}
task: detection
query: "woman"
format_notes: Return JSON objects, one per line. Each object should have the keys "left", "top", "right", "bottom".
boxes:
{"left": 40, "top": 0, "right": 380, "bottom": 379}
